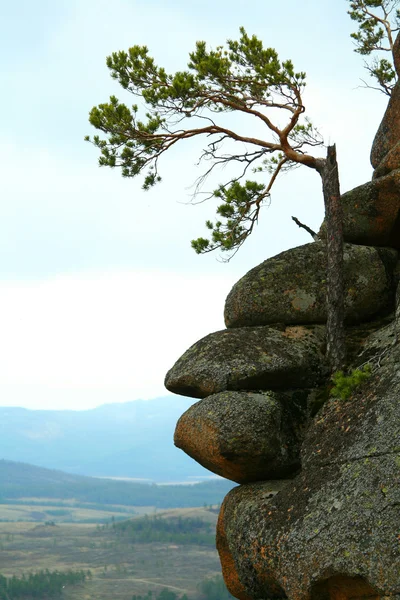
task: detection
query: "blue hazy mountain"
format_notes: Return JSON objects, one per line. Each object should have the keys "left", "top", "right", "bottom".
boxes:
{"left": 0, "top": 459, "right": 235, "bottom": 507}
{"left": 0, "top": 397, "right": 209, "bottom": 482}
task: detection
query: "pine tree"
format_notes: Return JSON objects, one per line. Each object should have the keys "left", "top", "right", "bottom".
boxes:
{"left": 86, "top": 28, "right": 345, "bottom": 370}
{"left": 348, "top": 0, "right": 400, "bottom": 94}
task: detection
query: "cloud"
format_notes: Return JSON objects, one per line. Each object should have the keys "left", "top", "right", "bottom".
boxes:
{"left": 0, "top": 270, "right": 235, "bottom": 409}
{"left": 0, "top": 0, "right": 391, "bottom": 410}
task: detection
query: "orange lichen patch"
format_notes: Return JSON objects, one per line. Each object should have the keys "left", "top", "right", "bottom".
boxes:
{"left": 310, "top": 575, "right": 380, "bottom": 600}
{"left": 259, "top": 545, "right": 267, "bottom": 559}
{"left": 174, "top": 414, "right": 247, "bottom": 483}
{"left": 282, "top": 326, "right": 311, "bottom": 340}
{"left": 216, "top": 503, "right": 252, "bottom": 600}
{"left": 249, "top": 540, "right": 288, "bottom": 598}
{"left": 174, "top": 416, "right": 220, "bottom": 467}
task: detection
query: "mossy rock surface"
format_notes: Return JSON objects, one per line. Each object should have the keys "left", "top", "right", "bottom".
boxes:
{"left": 174, "top": 390, "right": 309, "bottom": 484}
{"left": 165, "top": 325, "right": 327, "bottom": 399}
{"left": 225, "top": 242, "right": 397, "bottom": 328}
{"left": 217, "top": 323, "right": 400, "bottom": 600}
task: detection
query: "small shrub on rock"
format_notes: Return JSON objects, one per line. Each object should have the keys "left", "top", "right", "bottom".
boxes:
{"left": 330, "top": 365, "right": 372, "bottom": 401}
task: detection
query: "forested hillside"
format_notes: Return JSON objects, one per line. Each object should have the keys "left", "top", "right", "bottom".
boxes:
{"left": 0, "top": 460, "right": 235, "bottom": 509}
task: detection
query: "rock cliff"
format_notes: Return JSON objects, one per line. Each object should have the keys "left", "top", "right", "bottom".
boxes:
{"left": 165, "top": 46, "right": 400, "bottom": 600}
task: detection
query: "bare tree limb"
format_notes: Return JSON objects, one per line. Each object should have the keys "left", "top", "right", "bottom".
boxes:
{"left": 291, "top": 216, "right": 319, "bottom": 240}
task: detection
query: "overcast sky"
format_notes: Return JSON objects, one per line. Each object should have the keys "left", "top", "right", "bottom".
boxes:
{"left": 0, "top": 0, "right": 388, "bottom": 410}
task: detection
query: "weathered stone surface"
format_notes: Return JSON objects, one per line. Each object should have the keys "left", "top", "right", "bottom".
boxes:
{"left": 373, "top": 140, "right": 400, "bottom": 179}
{"left": 372, "top": 34, "right": 400, "bottom": 179}
{"left": 224, "top": 242, "right": 397, "bottom": 328}
{"left": 319, "top": 170, "right": 400, "bottom": 249}
{"left": 165, "top": 325, "right": 327, "bottom": 398}
{"left": 174, "top": 390, "right": 308, "bottom": 483}
{"left": 394, "top": 31, "right": 400, "bottom": 77}
{"left": 371, "top": 80, "right": 400, "bottom": 171}
{"left": 371, "top": 33, "right": 400, "bottom": 176}
{"left": 217, "top": 325, "right": 400, "bottom": 600}
{"left": 395, "top": 262, "right": 400, "bottom": 338}
{"left": 397, "top": 297, "right": 400, "bottom": 342}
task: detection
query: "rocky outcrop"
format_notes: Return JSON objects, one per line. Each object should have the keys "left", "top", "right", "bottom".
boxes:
{"left": 166, "top": 71, "right": 400, "bottom": 599}
{"left": 217, "top": 322, "right": 400, "bottom": 600}
{"left": 166, "top": 244, "right": 399, "bottom": 598}
{"left": 165, "top": 325, "right": 327, "bottom": 398}
{"left": 166, "top": 242, "right": 399, "bottom": 598}
{"left": 225, "top": 243, "right": 397, "bottom": 328}
{"left": 174, "top": 390, "right": 308, "bottom": 483}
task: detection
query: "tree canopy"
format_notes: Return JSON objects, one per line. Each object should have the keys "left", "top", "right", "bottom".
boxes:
{"left": 86, "top": 27, "right": 324, "bottom": 258}
{"left": 87, "top": 27, "right": 347, "bottom": 370}
{"left": 348, "top": 0, "right": 400, "bottom": 94}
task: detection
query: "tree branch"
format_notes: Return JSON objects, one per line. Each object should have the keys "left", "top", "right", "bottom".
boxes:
{"left": 291, "top": 216, "right": 319, "bottom": 240}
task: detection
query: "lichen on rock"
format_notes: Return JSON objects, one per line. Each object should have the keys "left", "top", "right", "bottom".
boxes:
{"left": 165, "top": 325, "right": 327, "bottom": 399}
{"left": 174, "top": 390, "right": 309, "bottom": 483}
{"left": 166, "top": 92, "right": 400, "bottom": 597}
{"left": 224, "top": 242, "right": 397, "bottom": 328}
{"left": 216, "top": 326, "right": 400, "bottom": 600}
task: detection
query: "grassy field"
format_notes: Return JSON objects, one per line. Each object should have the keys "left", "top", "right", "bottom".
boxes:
{"left": 0, "top": 507, "right": 222, "bottom": 600}
{"left": 0, "top": 501, "right": 142, "bottom": 523}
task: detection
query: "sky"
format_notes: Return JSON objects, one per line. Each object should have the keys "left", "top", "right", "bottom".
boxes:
{"left": 0, "top": 0, "right": 389, "bottom": 410}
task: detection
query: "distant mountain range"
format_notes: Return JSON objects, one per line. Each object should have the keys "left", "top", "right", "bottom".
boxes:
{"left": 0, "top": 397, "right": 210, "bottom": 482}
{"left": 0, "top": 459, "right": 235, "bottom": 508}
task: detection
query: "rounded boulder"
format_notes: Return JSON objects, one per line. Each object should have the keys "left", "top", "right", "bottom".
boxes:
{"left": 165, "top": 325, "right": 327, "bottom": 398}
{"left": 225, "top": 242, "right": 397, "bottom": 328}
{"left": 319, "top": 172, "right": 400, "bottom": 250}
{"left": 174, "top": 390, "right": 308, "bottom": 484}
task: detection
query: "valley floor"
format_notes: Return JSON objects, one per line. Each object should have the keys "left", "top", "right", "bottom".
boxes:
{"left": 0, "top": 511, "right": 222, "bottom": 600}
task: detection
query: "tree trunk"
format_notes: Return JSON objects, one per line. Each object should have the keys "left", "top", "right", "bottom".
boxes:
{"left": 319, "top": 145, "right": 345, "bottom": 372}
